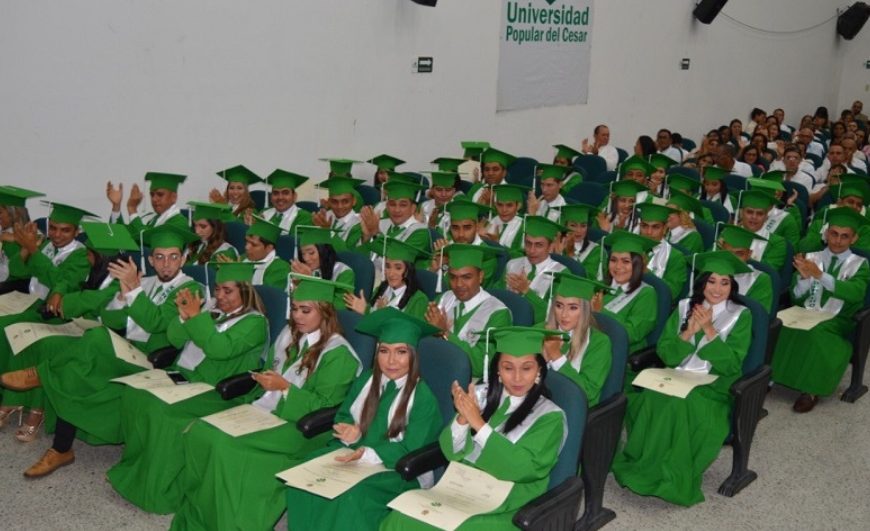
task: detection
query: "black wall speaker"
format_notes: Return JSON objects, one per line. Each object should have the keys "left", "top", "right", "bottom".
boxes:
{"left": 410, "top": 0, "right": 437, "bottom": 6}
{"left": 837, "top": 2, "right": 870, "bottom": 40}
{"left": 693, "top": 0, "right": 728, "bottom": 24}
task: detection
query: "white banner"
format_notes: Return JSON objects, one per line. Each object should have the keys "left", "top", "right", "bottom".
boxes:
{"left": 497, "top": 0, "right": 594, "bottom": 112}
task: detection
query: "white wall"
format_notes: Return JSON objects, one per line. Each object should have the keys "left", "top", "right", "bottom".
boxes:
{"left": 0, "top": 0, "right": 859, "bottom": 218}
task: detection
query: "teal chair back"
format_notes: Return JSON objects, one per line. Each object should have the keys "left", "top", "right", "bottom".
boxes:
{"left": 224, "top": 221, "right": 248, "bottom": 254}
{"left": 357, "top": 184, "right": 380, "bottom": 206}
{"left": 734, "top": 295, "right": 768, "bottom": 374}
{"left": 182, "top": 264, "right": 217, "bottom": 294}
{"left": 593, "top": 312, "right": 628, "bottom": 402}
{"left": 546, "top": 371, "right": 588, "bottom": 488}
{"left": 338, "top": 310, "right": 376, "bottom": 371}
{"left": 549, "top": 253, "right": 587, "bottom": 278}
{"left": 565, "top": 181, "right": 607, "bottom": 206}
{"left": 250, "top": 190, "right": 267, "bottom": 210}
{"left": 417, "top": 337, "right": 472, "bottom": 425}
{"left": 641, "top": 273, "right": 671, "bottom": 347}
{"left": 337, "top": 251, "right": 375, "bottom": 301}
{"left": 254, "top": 285, "right": 288, "bottom": 344}
{"left": 490, "top": 288, "right": 534, "bottom": 326}
{"left": 415, "top": 269, "right": 438, "bottom": 301}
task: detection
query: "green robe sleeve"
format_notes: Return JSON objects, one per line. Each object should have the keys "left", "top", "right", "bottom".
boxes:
{"left": 402, "top": 290, "right": 430, "bottom": 319}
{"left": 60, "top": 282, "right": 120, "bottom": 319}
{"left": 746, "top": 270, "right": 774, "bottom": 316}
{"left": 680, "top": 231, "right": 705, "bottom": 254}
{"left": 343, "top": 223, "right": 363, "bottom": 249}
{"left": 446, "top": 307, "right": 513, "bottom": 378}
{"left": 164, "top": 214, "right": 189, "bottom": 231}
{"left": 290, "top": 209, "right": 314, "bottom": 233}
{"left": 263, "top": 259, "right": 291, "bottom": 290}
{"left": 365, "top": 383, "right": 442, "bottom": 468}
{"left": 176, "top": 311, "right": 267, "bottom": 362}
{"left": 602, "top": 285, "right": 657, "bottom": 352}
{"left": 2, "top": 242, "right": 29, "bottom": 280}
{"left": 333, "top": 370, "right": 373, "bottom": 425}
{"left": 125, "top": 281, "right": 202, "bottom": 336}
{"left": 273, "top": 344, "right": 360, "bottom": 423}
{"left": 523, "top": 289, "right": 550, "bottom": 325}
{"left": 797, "top": 219, "right": 824, "bottom": 254}
{"left": 829, "top": 261, "right": 870, "bottom": 307}
{"left": 661, "top": 250, "right": 688, "bottom": 300}
{"left": 403, "top": 227, "right": 432, "bottom": 254}
{"left": 760, "top": 233, "right": 786, "bottom": 271}
{"left": 656, "top": 309, "right": 696, "bottom": 366}
{"left": 28, "top": 247, "right": 90, "bottom": 296}
{"left": 557, "top": 330, "right": 612, "bottom": 407}
{"left": 775, "top": 213, "right": 801, "bottom": 244}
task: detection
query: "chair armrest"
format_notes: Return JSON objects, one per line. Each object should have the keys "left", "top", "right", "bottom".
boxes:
{"left": 731, "top": 365, "right": 772, "bottom": 398}
{"left": 512, "top": 477, "right": 583, "bottom": 531}
{"left": 395, "top": 442, "right": 447, "bottom": 482}
{"left": 852, "top": 306, "right": 870, "bottom": 326}
{"left": 296, "top": 406, "right": 340, "bottom": 439}
{"left": 148, "top": 346, "right": 181, "bottom": 369}
{"left": 216, "top": 373, "right": 257, "bottom": 400}
{"left": 628, "top": 346, "right": 665, "bottom": 373}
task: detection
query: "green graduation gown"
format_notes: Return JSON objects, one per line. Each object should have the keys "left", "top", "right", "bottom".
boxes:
{"left": 735, "top": 265, "right": 775, "bottom": 316}
{"left": 247, "top": 252, "right": 291, "bottom": 291}
{"left": 601, "top": 283, "right": 658, "bottom": 353}
{"left": 380, "top": 393, "right": 566, "bottom": 530}
{"left": 612, "top": 299, "right": 751, "bottom": 506}
{"left": 667, "top": 227, "right": 705, "bottom": 255}
{"left": 567, "top": 239, "right": 602, "bottom": 280}
{"left": 106, "top": 309, "right": 268, "bottom": 513}
{"left": 548, "top": 328, "right": 613, "bottom": 407}
{"left": 798, "top": 213, "right": 870, "bottom": 254}
{"left": 772, "top": 251, "right": 869, "bottom": 395}
{"left": 285, "top": 371, "right": 443, "bottom": 531}
{"left": 122, "top": 208, "right": 189, "bottom": 239}
{"left": 262, "top": 205, "right": 314, "bottom": 235}
{"left": 186, "top": 241, "right": 238, "bottom": 265}
{"left": 168, "top": 329, "right": 361, "bottom": 529}
{"left": 647, "top": 241, "right": 688, "bottom": 300}
{"left": 367, "top": 286, "right": 429, "bottom": 321}
{"left": 493, "top": 256, "right": 566, "bottom": 324}
{"left": 435, "top": 290, "right": 513, "bottom": 378}
{"left": 749, "top": 227, "right": 787, "bottom": 271}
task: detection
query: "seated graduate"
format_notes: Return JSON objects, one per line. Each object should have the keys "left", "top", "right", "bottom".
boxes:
{"left": 169, "top": 274, "right": 362, "bottom": 530}
{"left": 528, "top": 164, "right": 569, "bottom": 222}
{"left": 733, "top": 189, "right": 788, "bottom": 271}
{"left": 551, "top": 144, "right": 584, "bottom": 193}
{"left": 185, "top": 201, "right": 239, "bottom": 265}
{"left": 259, "top": 169, "right": 312, "bottom": 234}
{"left": 290, "top": 226, "right": 354, "bottom": 309}
{"left": 285, "top": 308, "right": 443, "bottom": 531}
{"left": 312, "top": 176, "right": 365, "bottom": 248}
{"left": 558, "top": 204, "right": 603, "bottom": 279}
{"left": 664, "top": 189, "right": 706, "bottom": 254}
{"left": 636, "top": 203, "right": 688, "bottom": 300}
{"left": 715, "top": 224, "right": 775, "bottom": 315}
{"left": 0, "top": 186, "right": 44, "bottom": 293}
{"left": 106, "top": 261, "right": 268, "bottom": 513}
{"left": 612, "top": 251, "right": 752, "bottom": 506}
{"left": 430, "top": 198, "right": 499, "bottom": 287}
{"left": 2, "top": 224, "right": 202, "bottom": 478}
{"left": 617, "top": 155, "right": 657, "bottom": 204}
{"left": 426, "top": 244, "right": 511, "bottom": 378}
{"left": 745, "top": 175, "right": 802, "bottom": 244}
{"left": 107, "top": 172, "right": 188, "bottom": 236}
{"left": 648, "top": 153, "right": 679, "bottom": 197}
{"left": 798, "top": 179, "right": 870, "bottom": 253}
{"left": 209, "top": 165, "right": 262, "bottom": 219}
{"left": 380, "top": 326, "right": 568, "bottom": 531}
{"left": 232, "top": 216, "right": 290, "bottom": 290}
{"left": 541, "top": 272, "right": 613, "bottom": 406}
{"left": 772, "top": 207, "right": 870, "bottom": 413}
{"left": 367, "top": 155, "right": 406, "bottom": 218}
{"left": 344, "top": 235, "right": 429, "bottom": 320}
{"left": 495, "top": 216, "right": 567, "bottom": 323}
{"left": 592, "top": 232, "right": 658, "bottom": 353}
{"left": 469, "top": 147, "right": 516, "bottom": 206}
{"left": 597, "top": 179, "right": 646, "bottom": 234}
{"left": 360, "top": 178, "right": 429, "bottom": 253}
{"left": 699, "top": 166, "right": 735, "bottom": 218}
{"left": 421, "top": 170, "right": 462, "bottom": 236}
{"left": 483, "top": 184, "right": 529, "bottom": 259}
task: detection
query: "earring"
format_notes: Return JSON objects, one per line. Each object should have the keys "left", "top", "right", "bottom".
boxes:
{"left": 534, "top": 374, "right": 541, "bottom": 385}
{"left": 498, "top": 375, "right": 502, "bottom": 384}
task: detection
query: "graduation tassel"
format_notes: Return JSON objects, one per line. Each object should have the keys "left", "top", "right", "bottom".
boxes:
{"left": 435, "top": 244, "right": 445, "bottom": 294}
{"left": 689, "top": 253, "right": 698, "bottom": 297}
{"left": 734, "top": 190, "right": 745, "bottom": 227}
{"left": 203, "top": 264, "right": 211, "bottom": 305}
{"left": 139, "top": 230, "right": 146, "bottom": 272}
{"left": 605, "top": 182, "right": 614, "bottom": 227}
{"left": 285, "top": 273, "right": 292, "bottom": 320}
{"left": 381, "top": 234, "right": 388, "bottom": 283}
{"left": 597, "top": 240, "right": 605, "bottom": 281}
{"left": 531, "top": 164, "right": 538, "bottom": 210}
{"left": 712, "top": 221, "right": 724, "bottom": 251}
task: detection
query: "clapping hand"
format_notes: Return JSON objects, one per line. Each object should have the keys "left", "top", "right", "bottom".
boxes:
{"left": 174, "top": 288, "right": 203, "bottom": 320}
{"left": 127, "top": 184, "right": 143, "bottom": 214}
{"left": 333, "top": 422, "right": 362, "bottom": 445}
{"left": 343, "top": 289, "right": 368, "bottom": 315}
{"left": 425, "top": 302, "right": 451, "bottom": 333}
{"left": 251, "top": 370, "right": 290, "bottom": 392}
{"left": 106, "top": 181, "right": 123, "bottom": 210}
{"left": 505, "top": 272, "right": 531, "bottom": 295}
{"left": 451, "top": 381, "right": 484, "bottom": 430}
{"left": 107, "top": 257, "right": 142, "bottom": 295}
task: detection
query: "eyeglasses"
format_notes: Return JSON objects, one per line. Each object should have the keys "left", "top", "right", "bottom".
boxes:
{"left": 152, "top": 253, "right": 182, "bottom": 262}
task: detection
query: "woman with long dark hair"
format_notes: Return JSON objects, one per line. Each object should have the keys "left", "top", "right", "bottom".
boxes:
{"left": 209, "top": 165, "right": 261, "bottom": 218}
{"left": 186, "top": 201, "right": 239, "bottom": 264}
{"left": 381, "top": 325, "right": 568, "bottom": 530}
{"left": 599, "top": 179, "right": 647, "bottom": 235}
{"left": 612, "top": 251, "right": 752, "bottom": 506}
{"left": 700, "top": 166, "right": 734, "bottom": 218}
{"left": 559, "top": 204, "right": 602, "bottom": 280}
{"left": 292, "top": 226, "right": 355, "bottom": 309}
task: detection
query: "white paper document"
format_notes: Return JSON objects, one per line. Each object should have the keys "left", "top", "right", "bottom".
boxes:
{"left": 277, "top": 448, "right": 389, "bottom": 500}
{"left": 633, "top": 368, "right": 719, "bottom": 399}
{"left": 106, "top": 329, "right": 153, "bottom": 370}
{"left": 387, "top": 461, "right": 514, "bottom": 531}
{"left": 6, "top": 321, "right": 88, "bottom": 355}
{"left": 201, "top": 404, "right": 286, "bottom": 437}
{"left": 0, "top": 291, "right": 39, "bottom": 316}
{"left": 777, "top": 306, "right": 837, "bottom": 331}
{"left": 111, "top": 369, "right": 213, "bottom": 404}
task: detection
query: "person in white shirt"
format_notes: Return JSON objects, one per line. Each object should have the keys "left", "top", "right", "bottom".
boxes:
{"left": 529, "top": 164, "right": 569, "bottom": 222}
{"left": 842, "top": 137, "right": 868, "bottom": 174}
{"left": 581, "top": 124, "right": 619, "bottom": 171}
{"left": 797, "top": 128, "right": 826, "bottom": 159}
{"left": 715, "top": 144, "right": 753, "bottom": 177}
{"left": 772, "top": 108, "right": 794, "bottom": 136}
{"left": 656, "top": 129, "right": 684, "bottom": 163}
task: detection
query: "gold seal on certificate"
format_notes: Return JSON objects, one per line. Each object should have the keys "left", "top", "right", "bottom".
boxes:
{"left": 632, "top": 368, "right": 719, "bottom": 399}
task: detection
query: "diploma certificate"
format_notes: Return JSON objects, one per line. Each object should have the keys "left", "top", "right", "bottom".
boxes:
{"left": 387, "top": 461, "right": 514, "bottom": 531}
{"left": 111, "top": 369, "right": 213, "bottom": 404}
{"left": 277, "top": 449, "right": 389, "bottom": 500}
{"left": 0, "top": 291, "right": 39, "bottom": 316}
{"left": 201, "top": 404, "right": 286, "bottom": 437}
{"left": 106, "top": 329, "right": 153, "bottom": 370}
{"left": 633, "top": 368, "right": 719, "bottom": 399}
{"left": 6, "top": 321, "right": 88, "bottom": 355}
{"left": 777, "top": 306, "right": 837, "bottom": 331}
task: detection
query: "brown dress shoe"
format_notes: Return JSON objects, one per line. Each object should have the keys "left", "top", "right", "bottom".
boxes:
{"left": 24, "top": 448, "right": 75, "bottom": 478}
{"left": 793, "top": 393, "right": 819, "bottom": 413}
{"left": 1, "top": 367, "right": 41, "bottom": 391}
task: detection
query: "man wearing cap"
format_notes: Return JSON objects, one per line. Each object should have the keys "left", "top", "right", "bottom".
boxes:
{"left": 420, "top": 171, "right": 461, "bottom": 236}
{"left": 259, "top": 170, "right": 312, "bottom": 235}
{"left": 735, "top": 190, "right": 788, "bottom": 271}
{"left": 581, "top": 125, "right": 619, "bottom": 171}
{"left": 552, "top": 144, "right": 584, "bottom": 193}
{"left": 430, "top": 198, "right": 499, "bottom": 287}
{"left": 714, "top": 144, "right": 753, "bottom": 178}
{"left": 495, "top": 216, "right": 567, "bottom": 323}
{"left": 617, "top": 156, "right": 656, "bottom": 203}
{"left": 426, "top": 244, "right": 512, "bottom": 378}
{"left": 470, "top": 148, "right": 516, "bottom": 206}
{"left": 239, "top": 217, "right": 291, "bottom": 290}
{"left": 746, "top": 177, "right": 801, "bottom": 244}
{"left": 716, "top": 224, "right": 775, "bottom": 314}
{"left": 798, "top": 179, "right": 870, "bottom": 254}
{"left": 107, "top": 172, "right": 188, "bottom": 237}
{"left": 636, "top": 203, "right": 688, "bottom": 299}
{"left": 559, "top": 204, "right": 603, "bottom": 279}
{"left": 360, "top": 179, "right": 429, "bottom": 267}
{"left": 0, "top": 186, "right": 44, "bottom": 292}
{"left": 484, "top": 184, "right": 528, "bottom": 258}
{"left": 210, "top": 165, "right": 262, "bottom": 218}
{"left": 314, "top": 177, "right": 364, "bottom": 248}
{"left": 772, "top": 207, "right": 870, "bottom": 413}
{"left": 528, "top": 164, "right": 569, "bottom": 222}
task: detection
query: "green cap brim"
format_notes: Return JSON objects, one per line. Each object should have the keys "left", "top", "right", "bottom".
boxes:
{"left": 355, "top": 306, "right": 439, "bottom": 346}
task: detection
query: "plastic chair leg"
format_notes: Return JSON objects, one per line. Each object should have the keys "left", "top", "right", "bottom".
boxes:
{"left": 719, "top": 366, "right": 770, "bottom": 497}
{"left": 577, "top": 394, "right": 627, "bottom": 531}
{"left": 841, "top": 342, "right": 869, "bottom": 403}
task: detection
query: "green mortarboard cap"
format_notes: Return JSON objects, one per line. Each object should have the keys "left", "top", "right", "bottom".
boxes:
{"left": 214, "top": 261, "right": 256, "bottom": 284}
{"left": 81, "top": 222, "right": 139, "bottom": 254}
{"left": 832, "top": 181, "right": 870, "bottom": 203}
{"left": 488, "top": 326, "right": 567, "bottom": 357}
{"left": 143, "top": 224, "right": 198, "bottom": 250}
{"left": 826, "top": 206, "right": 869, "bottom": 231}
{"left": 266, "top": 169, "right": 309, "bottom": 191}
{"left": 387, "top": 171, "right": 423, "bottom": 185}
{"left": 0, "top": 186, "right": 44, "bottom": 208}
{"left": 703, "top": 166, "right": 728, "bottom": 181}
{"left": 316, "top": 176, "right": 364, "bottom": 196}
{"left": 693, "top": 250, "right": 752, "bottom": 276}
{"left": 481, "top": 148, "right": 516, "bottom": 167}
{"left": 737, "top": 190, "right": 778, "bottom": 210}
{"left": 559, "top": 203, "right": 598, "bottom": 224}
{"left": 553, "top": 144, "right": 583, "bottom": 161}
{"left": 839, "top": 173, "right": 868, "bottom": 186}
{"left": 746, "top": 177, "right": 785, "bottom": 194}
{"left": 48, "top": 203, "right": 97, "bottom": 226}
{"left": 356, "top": 306, "right": 439, "bottom": 346}
{"left": 611, "top": 179, "right": 647, "bottom": 198}
{"left": 188, "top": 201, "right": 234, "bottom": 222}
{"left": 425, "top": 171, "right": 459, "bottom": 188}
{"left": 383, "top": 179, "right": 424, "bottom": 201}
{"left": 666, "top": 190, "right": 703, "bottom": 217}
{"left": 320, "top": 158, "right": 361, "bottom": 178}
{"left": 524, "top": 215, "right": 565, "bottom": 241}
{"left": 297, "top": 226, "right": 338, "bottom": 247}
{"left": 444, "top": 243, "right": 501, "bottom": 270}
{"left": 604, "top": 231, "right": 658, "bottom": 255}
{"left": 649, "top": 153, "right": 678, "bottom": 170}
{"left": 636, "top": 202, "right": 678, "bottom": 223}
{"left": 494, "top": 184, "right": 530, "bottom": 203}
{"left": 217, "top": 165, "right": 262, "bottom": 186}
{"left": 431, "top": 157, "right": 466, "bottom": 172}
{"left": 290, "top": 273, "right": 354, "bottom": 303}
{"left": 246, "top": 216, "right": 282, "bottom": 245}
{"left": 537, "top": 163, "right": 569, "bottom": 182}
{"left": 366, "top": 235, "right": 429, "bottom": 262}
{"left": 145, "top": 172, "right": 186, "bottom": 192}
{"left": 368, "top": 154, "right": 406, "bottom": 171}
{"left": 719, "top": 224, "right": 766, "bottom": 250}
{"left": 446, "top": 198, "right": 491, "bottom": 221}
{"left": 619, "top": 155, "right": 655, "bottom": 177}
{"left": 552, "top": 271, "right": 612, "bottom": 300}
{"left": 759, "top": 171, "right": 785, "bottom": 183}
{"left": 461, "top": 141, "right": 490, "bottom": 159}
{"left": 667, "top": 174, "right": 700, "bottom": 194}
